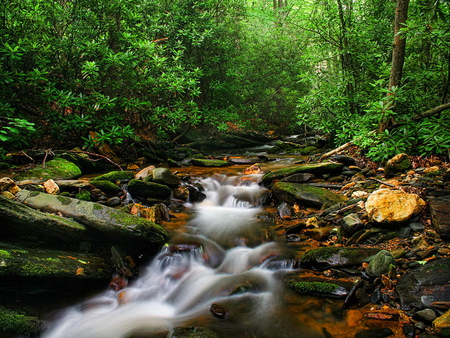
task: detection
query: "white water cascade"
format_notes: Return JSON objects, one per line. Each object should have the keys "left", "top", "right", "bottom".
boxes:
{"left": 42, "top": 174, "right": 325, "bottom": 338}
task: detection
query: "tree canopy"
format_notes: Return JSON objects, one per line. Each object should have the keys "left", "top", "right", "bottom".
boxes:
{"left": 1, "top": 0, "right": 449, "bottom": 161}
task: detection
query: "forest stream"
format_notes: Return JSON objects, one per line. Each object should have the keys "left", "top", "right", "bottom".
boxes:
{"left": 1, "top": 142, "right": 450, "bottom": 338}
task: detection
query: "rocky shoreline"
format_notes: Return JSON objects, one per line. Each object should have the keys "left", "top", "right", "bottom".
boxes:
{"left": 1, "top": 139, "right": 450, "bottom": 337}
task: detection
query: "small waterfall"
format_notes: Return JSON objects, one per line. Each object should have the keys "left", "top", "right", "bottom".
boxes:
{"left": 42, "top": 174, "right": 325, "bottom": 338}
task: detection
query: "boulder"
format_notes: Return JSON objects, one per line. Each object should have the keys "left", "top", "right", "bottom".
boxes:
{"left": 428, "top": 195, "right": 450, "bottom": 239}
{"left": 365, "top": 189, "right": 426, "bottom": 223}
{"left": 384, "top": 153, "right": 412, "bottom": 175}
{"left": 396, "top": 258, "right": 450, "bottom": 310}
{"left": 260, "top": 162, "right": 343, "bottom": 185}
{"left": 14, "top": 158, "right": 81, "bottom": 181}
{"left": 152, "top": 167, "right": 180, "bottom": 187}
{"left": 15, "top": 190, "right": 168, "bottom": 248}
{"left": 272, "top": 182, "right": 347, "bottom": 209}
{"left": 128, "top": 179, "right": 172, "bottom": 200}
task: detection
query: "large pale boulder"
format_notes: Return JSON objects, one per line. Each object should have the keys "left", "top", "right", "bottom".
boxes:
{"left": 365, "top": 189, "right": 426, "bottom": 223}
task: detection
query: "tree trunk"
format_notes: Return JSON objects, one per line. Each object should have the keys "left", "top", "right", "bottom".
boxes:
{"left": 379, "top": 0, "right": 410, "bottom": 132}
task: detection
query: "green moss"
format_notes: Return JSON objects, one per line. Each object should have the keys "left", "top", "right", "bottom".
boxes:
{"left": 90, "top": 180, "right": 122, "bottom": 195}
{"left": 17, "top": 262, "right": 56, "bottom": 277}
{"left": 288, "top": 281, "right": 340, "bottom": 294}
{"left": 91, "top": 171, "right": 135, "bottom": 183}
{"left": 57, "top": 196, "right": 72, "bottom": 205}
{"left": 108, "top": 211, "right": 168, "bottom": 243}
{"left": 0, "top": 250, "right": 11, "bottom": 258}
{"left": 190, "top": 159, "right": 230, "bottom": 167}
{"left": 93, "top": 203, "right": 103, "bottom": 210}
{"left": 75, "top": 190, "right": 91, "bottom": 201}
{"left": 0, "top": 306, "right": 43, "bottom": 336}
{"left": 14, "top": 158, "right": 81, "bottom": 181}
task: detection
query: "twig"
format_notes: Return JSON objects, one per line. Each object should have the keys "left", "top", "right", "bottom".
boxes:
{"left": 368, "top": 177, "right": 397, "bottom": 188}
{"left": 42, "top": 149, "right": 55, "bottom": 168}
{"left": 20, "top": 151, "right": 34, "bottom": 161}
{"left": 69, "top": 150, "right": 123, "bottom": 171}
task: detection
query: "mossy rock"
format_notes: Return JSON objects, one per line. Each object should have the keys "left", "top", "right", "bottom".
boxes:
{"left": 261, "top": 162, "right": 344, "bottom": 185}
{"left": 56, "top": 151, "right": 103, "bottom": 174}
{"left": 14, "top": 158, "right": 82, "bottom": 181}
{"left": 152, "top": 167, "right": 180, "bottom": 187}
{"left": 90, "top": 180, "right": 122, "bottom": 195}
{"left": 190, "top": 158, "right": 230, "bottom": 167}
{"left": 15, "top": 190, "right": 169, "bottom": 248}
{"left": 128, "top": 179, "right": 172, "bottom": 199}
{"left": 287, "top": 281, "right": 344, "bottom": 297}
{"left": 0, "top": 195, "right": 90, "bottom": 248}
{"left": 0, "top": 306, "right": 43, "bottom": 336}
{"left": 75, "top": 189, "right": 91, "bottom": 201}
{"left": 272, "top": 182, "right": 347, "bottom": 209}
{"left": 0, "top": 242, "right": 112, "bottom": 279}
{"left": 171, "top": 326, "right": 220, "bottom": 338}
{"left": 300, "top": 247, "right": 380, "bottom": 269}
{"left": 91, "top": 170, "right": 135, "bottom": 183}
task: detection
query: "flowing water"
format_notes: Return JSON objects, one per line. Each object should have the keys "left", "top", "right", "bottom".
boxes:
{"left": 41, "top": 160, "right": 349, "bottom": 338}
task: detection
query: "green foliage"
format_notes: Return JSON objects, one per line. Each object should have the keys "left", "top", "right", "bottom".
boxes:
{"left": 0, "top": 117, "right": 36, "bottom": 148}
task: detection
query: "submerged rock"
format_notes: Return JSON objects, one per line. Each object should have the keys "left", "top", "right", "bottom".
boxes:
{"left": 272, "top": 182, "right": 347, "bottom": 209}
{"left": 365, "top": 189, "right": 426, "bottom": 223}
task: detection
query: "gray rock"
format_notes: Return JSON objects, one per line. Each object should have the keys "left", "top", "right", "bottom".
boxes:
{"left": 152, "top": 167, "right": 180, "bottom": 187}
{"left": 428, "top": 195, "right": 450, "bottom": 239}
{"left": 396, "top": 258, "right": 450, "bottom": 310}
{"left": 366, "top": 250, "right": 395, "bottom": 277}
{"left": 340, "top": 213, "right": 364, "bottom": 234}
{"left": 414, "top": 309, "right": 437, "bottom": 323}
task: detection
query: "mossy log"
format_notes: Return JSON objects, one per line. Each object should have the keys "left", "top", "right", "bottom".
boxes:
{"left": 0, "top": 242, "right": 112, "bottom": 279}
{"left": 15, "top": 190, "right": 169, "bottom": 247}
{"left": 0, "top": 195, "right": 91, "bottom": 248}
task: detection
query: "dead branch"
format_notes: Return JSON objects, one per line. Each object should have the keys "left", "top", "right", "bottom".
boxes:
{"left": 69, "top": 150, "right": 123, "bottom": 171}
